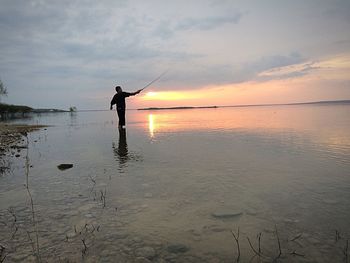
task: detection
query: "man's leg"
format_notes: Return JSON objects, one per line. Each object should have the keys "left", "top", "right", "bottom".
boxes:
{"left": 117, "top": 109, "right": 126, "bottom": 128}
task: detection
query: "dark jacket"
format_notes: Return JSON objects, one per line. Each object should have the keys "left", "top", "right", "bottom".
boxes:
{"left": 110, "top": 92, "right": 132, "bottom": 110}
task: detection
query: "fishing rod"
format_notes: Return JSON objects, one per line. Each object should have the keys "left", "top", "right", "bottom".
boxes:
{"left": 140, "top": 69, "right": 169, "bottom": 91}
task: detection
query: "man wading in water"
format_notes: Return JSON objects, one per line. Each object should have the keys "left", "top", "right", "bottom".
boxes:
{"left": 110, "top": 86, "right": 142, "bottom": 129}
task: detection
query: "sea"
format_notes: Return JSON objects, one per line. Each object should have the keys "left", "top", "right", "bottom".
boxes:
{"left": 0, "top": 103, "right": 350, "bottom": 262}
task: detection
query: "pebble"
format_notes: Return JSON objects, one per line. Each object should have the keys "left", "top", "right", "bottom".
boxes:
{"left": 105, "top": 231, "right": 129, "bottom": 241}
{"left": 135, "top": 246, "right": 156, "bottom": 259}
{"left": 100, "top": 249, "right": 114, "bottom": 257}
{"left": 209, "top": 226, "right": 226, "bottom": 232}
{"left": 85, "top": 213, "right": 94, "bottom": 218}
{"left": 245, "top": 209, "right": 258, "bottom": 216}
{"left": 189, "top": 229, "right": 201, "bottom": 236}
{"left": 78, "top": 203, "right": 97, "bottom": 212}
{"left": 192, "top": 236, "right": 201, "bottom": 241}
{"left": 135, "top": 257, "right": 152, "bottom": 263}
{"left": 132, "top": 237, "right": 143, "bottom": 243}
{"left": 283, "top": 218, "right": 299, "bottom": 224}
{"left": 66, "top": 232, "right": 77, "bottom": 239}
{"left": 57, "top": 163, "right": 73, "bottom": 170}
{"left": 167, "top": 243, "right": 190, "bottom": 254}
{"left": 164, "top": 253, "right": 178, "bottom": 262}
{"left": 211, "top": 210, "right": 243, "bottom": 219}
{"left": 323, "top": 199, "right": 338, "bottom": 205}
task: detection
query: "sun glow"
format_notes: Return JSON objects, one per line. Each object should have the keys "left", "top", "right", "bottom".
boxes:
{"left": 146, "top": 91, "right": 157, "bottom": 97}
{"left": 143, "top": 91, "right": 197, "bottom": 101}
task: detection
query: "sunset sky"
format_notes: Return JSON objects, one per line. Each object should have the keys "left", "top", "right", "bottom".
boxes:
{"left": 0, "top": 0, "right": 349, "bottom": 110}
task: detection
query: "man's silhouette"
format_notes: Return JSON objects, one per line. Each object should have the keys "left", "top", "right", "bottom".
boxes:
{"left": 110, "top": 86, "right": 142, "bottom": 129}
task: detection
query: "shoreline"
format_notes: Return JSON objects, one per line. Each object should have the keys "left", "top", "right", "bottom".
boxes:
{"left": 0, "top": 123, "right": 47, "bottom": 160}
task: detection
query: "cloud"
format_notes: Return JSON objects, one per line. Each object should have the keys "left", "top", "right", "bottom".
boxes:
{"left": 160, "top": 52, "right": 308, "bottom": 90}
{"left": 176, "top": 13, "right": 243, "bottom": 31}
{"left": 257, "top": 54, "right": 350, "bottom": 82}
{"left": 1, "top": 1, "right": 349, "bottom": 108}
{"left": 258, "top": 62, "right": 318, "bottom": 79}
{"left": 0, "top": 0, "right": 305, "bottom": 95}
{"left": 323, "top": 0, "right": 350, "bottom": 22}
{"left": 152, "top": 11, "right": 243, "bottom": 39}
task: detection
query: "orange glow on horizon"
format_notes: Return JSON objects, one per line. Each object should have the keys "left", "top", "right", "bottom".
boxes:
{"left": 131, "top": 53, "right": 350, "bottom": 109}
{"left": 142, "top": 90, "right": 202, "bottom": 101}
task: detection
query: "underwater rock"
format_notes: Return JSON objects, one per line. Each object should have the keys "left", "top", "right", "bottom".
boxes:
{"left": 211, "top": 210, "right": 243, "bottom": 219}
{"left": 57, "top": 163, "right": 73, "bottom": 170}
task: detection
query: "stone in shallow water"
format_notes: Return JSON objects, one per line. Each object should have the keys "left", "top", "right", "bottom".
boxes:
{"left": 57, "top": 164, "right": 73, "bottom": 170}
{"left": 167, "top": 243, "right": 190, "bottom": 253}
{"left": 211, "top": 210, "right": 243, "bottom": 219}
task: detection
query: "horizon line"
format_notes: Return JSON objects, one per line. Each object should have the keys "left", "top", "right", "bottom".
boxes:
{"left": 76, "top": 99, "right": 350, "bottom": 112}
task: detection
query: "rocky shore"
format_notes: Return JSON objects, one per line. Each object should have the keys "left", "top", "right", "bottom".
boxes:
{"left": 0, "top": 124, "right": 46, "bottom": 171}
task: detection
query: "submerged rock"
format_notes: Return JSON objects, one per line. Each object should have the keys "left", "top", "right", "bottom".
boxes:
{"left": 57, "top": 163, "right": 73, "bottom": 170}
{"left": 211, "top": 210, "right": 243, "bottom": 219}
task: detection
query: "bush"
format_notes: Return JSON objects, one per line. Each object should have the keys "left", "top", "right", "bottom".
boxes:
{"left": 0, "top": 103, "right": 33, "bottom": 113}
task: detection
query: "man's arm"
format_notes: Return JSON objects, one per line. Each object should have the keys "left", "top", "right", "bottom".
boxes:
{"left": 110, "top": 95, "right": 116, "bottom": 110}
{"left": 127, "top": 89, "right": 143, "bottom": 96}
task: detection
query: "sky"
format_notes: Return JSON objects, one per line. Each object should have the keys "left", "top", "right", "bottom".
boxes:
{"left": 0, "top": 0, "right": 349, "bottom": 110}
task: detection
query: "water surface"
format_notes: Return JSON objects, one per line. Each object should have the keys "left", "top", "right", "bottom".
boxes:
{"left": 1, "top": 105, "right": 350, "bottom": 262}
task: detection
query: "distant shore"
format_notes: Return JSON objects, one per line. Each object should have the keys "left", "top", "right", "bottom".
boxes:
{"left": 138, "top": 99, "right": 350, "bottom": 111}
{"left": 0, "top": 103, "right": 67, "bottom": 113}
{"left": 138, "top": 106, "right": 218, "bottom": 111}
{"left": 0, "top": 103, "right": 67, "bottom": 120}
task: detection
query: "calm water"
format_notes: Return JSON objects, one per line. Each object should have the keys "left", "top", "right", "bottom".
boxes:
{"left": 1, "top": 105, "right": 350, "bottom": 262}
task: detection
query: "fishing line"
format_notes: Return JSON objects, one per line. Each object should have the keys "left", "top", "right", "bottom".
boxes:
{"left": 140, "top": 69, "right": 169, "bottom": 91}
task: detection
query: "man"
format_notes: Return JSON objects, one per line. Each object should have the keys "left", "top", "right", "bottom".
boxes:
{"left": 110, "top": 86, "right": 142, "bottom": 128}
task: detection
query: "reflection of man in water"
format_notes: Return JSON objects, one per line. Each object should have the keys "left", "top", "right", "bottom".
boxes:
{"left": 112, "top": 129, "right": 143, "bottom": 173}
{"left": 110, "top": 86, "right": 142, "bottom": 129}
{"left": 112, "top": 128, "right": 128, "bottom": 170}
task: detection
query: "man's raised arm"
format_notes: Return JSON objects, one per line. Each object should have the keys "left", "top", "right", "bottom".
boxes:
{"left": 125, "top": 89, "right": 143, "bottom": 97}
{"left": 130, "top": 89, "right": 142, "bottom": 96}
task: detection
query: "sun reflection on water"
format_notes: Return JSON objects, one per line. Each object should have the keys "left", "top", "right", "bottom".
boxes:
{"left": 148, "top": 114, "right": 155, "bottom": 138}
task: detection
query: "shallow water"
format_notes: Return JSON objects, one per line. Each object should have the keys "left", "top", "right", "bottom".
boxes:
{"left": 1, "top": 104, "right": 350, "bottom": 262}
